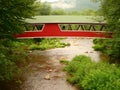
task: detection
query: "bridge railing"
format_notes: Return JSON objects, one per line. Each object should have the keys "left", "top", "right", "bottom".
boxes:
{"left": 16, "top": 22, "right": 112, "bottom": 39}
{"left": 23, "top": 22, "right": 107, "bottom": 31}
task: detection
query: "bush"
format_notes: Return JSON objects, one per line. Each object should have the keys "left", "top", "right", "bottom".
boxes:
{"left": 29, "top": 44, "right": 44, "bottom": 50}
{"left": 65, "top": 55, "right": 120, "bottom": 90}
{"left": 81, "top": 63, "right": 120, "bottom": 90}
{"left": 0, "top": 39, "right": 27, "bottom": 81}
{"left": 92, "top": 44, "right": 104, "bottom": 51}
{"left": 64, "top": 55, "right": 95, "bottom": 85}
{"left": 0, "top": 53, "right": 16, "bottom": 81}
{"left": 29, "top": 38, "right": 70, "bottom": 50}
{"left": 93, "top": 38, "right": 120, "bottom": 62}
{"left": 93, "top": 38, "right": 104, "bottom": 44}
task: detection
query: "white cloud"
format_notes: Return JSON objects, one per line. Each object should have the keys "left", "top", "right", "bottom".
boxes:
{"left": 51, "top": 2, "right": 74, "bottom": 9}
{"left": 51, "top": 0, "right": 76, "bottom": 9}
{"left": 36, "top": 0, "right": 76, "bottom": 9}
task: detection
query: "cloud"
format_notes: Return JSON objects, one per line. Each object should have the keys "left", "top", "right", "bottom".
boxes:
{"left": 36, "top": 0, "right": 76, "bottom": 9}
{"left": 51, "top": 0, "right": 76, "bottom": 9}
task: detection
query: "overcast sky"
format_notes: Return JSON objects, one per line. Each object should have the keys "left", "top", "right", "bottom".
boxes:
{"left": 40, "top": 0, "right": 58, "bottom": 2}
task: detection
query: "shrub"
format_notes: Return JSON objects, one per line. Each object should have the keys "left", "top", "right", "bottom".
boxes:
{"left": 81, "top": 63, "right": 120, "bottom": 90}
{"left": 64, "top": 55, "right": 95, "bottom": 85}
{"left": 93, "top": 38, "right": 120, "bottom": 62}
{"left": 0, "top": 40, "right": 27, "bottom": 81}
{"left": 0, "top": 52, "right": 16, "bottom": 81}
{"left": 29, "top": 38, "right": 70, "bottom": 50}
{"left": 92, "top": 38, "right": 107, "bottom": 52}
{"left": 65, "top": 55, "right": 120, "bottom": 90}
{"left": 93, "top": 38, "right": 104, "bottom": 44}
{"left": 29, "top": 44, "right": 44, "bottom": 50}
{"left": 92, "top": 44, "right": 104, "bottom": 51}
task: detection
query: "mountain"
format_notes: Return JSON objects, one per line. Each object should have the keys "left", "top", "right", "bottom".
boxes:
{"left": 49, "top": 0, "right": 100, "bottom": 11}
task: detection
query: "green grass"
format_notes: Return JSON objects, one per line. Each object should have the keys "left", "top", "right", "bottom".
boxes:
{"left": 29, "top": 38, "right": 70, "bottom": 50}
{"left": 64, "top": 55, "right": 120, "bottom": 90}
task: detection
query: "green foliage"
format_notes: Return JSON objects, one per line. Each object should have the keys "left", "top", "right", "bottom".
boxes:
{"left": 64, "top": 55, "right": 94, "bottom": 84}
{"left": 93, "top": 38, "right": 111, "bottom": 55}
{"left": 67, "top": 11, "right": 81, "bottom": 15}
{"left": 29, "top": 38, "right": 70, "bottom": 50}
{"left": 0, "top": 0, "right": 36, "bottom": 39}
{"left": 65, "top": 55, "right": 120, "bottom": 90}
{"left": 51, "top": 9, "right": 66, "bottom": 15}
{"left": 81, "top": 64, "right": 120, "bottom": 90}
{"left": 29, "top": 44, "right": 46, "bottom": 50}
{"left": 0, "top": 0, "right": 35, "bottom": 84}
{"left": 0, "top": 52, "right": 16, "bottom": 81}
{"left": 92, "top": 44, "right": 104, "bottom": 51}
{"left": 93, "top": 38, "right": 104, "bottom": 44}
{"left": 36, "top": 2, "right": 51, "bottom": 15}
{"left": 93, "top": 38, "right": 105, "bottom": 51}
{"left": 94, "top": 0, "right": 120, "bottom": 62}
{"left": 0, "top": 39, "right": 27, "bottom": 81}
{"left": 93, "top": 38, "right": 120, "bottom": 62}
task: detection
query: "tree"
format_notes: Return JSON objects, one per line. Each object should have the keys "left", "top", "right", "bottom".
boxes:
{"left": 68, "top": 11, "right": 81, "bottom": 15}
{"left": 38, "top": 2, "right": 51, "bottom": 15}
{"left": 0, "top": 0, "right": 36, "bottom": 39}
{"left": 94, "top": 0, "right": 120, "bottom": 62}
{"left": 79, "top": 9, "right": 97, "bottom": 15}
{"left": 0, "top": 0, "right": 36, "bottom": 82}
{"left": 101, "top": 0, "right": 120, "bottom": 62}
{"left": 51, "top": 8, "right": 66, "bottom": 15}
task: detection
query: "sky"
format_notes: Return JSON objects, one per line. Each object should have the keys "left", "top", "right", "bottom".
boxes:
{"left": 40, "top": 0, "right": 58, "bottom": 2}
{"left": 37, "top": 0, "right": 99, "bottom": 10}
{"left": 38, "top": 0, "right": 75, "bottom": 9}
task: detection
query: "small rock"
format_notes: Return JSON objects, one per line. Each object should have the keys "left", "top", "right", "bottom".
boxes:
{"left": 44, "top": 74, "right": 50, "bottom": 80}
{"left": 85, "top": 51, "right": 89, "bottom": 53}
{"left": 60, "top": 57, "right": 66, "bottom": 60}
{"left": 74, "top": 44, "right": 79, "bottom": 46}
{"left": 90, "top": 51, "right": 94, "bottom": 53}
{"left": 48, "top": 69, "right": 53, "bottom": 72}
{"left": 28, "top": 51, "right": 32, "bottom": 53}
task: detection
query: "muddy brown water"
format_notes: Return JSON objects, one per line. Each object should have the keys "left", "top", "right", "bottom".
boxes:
{"left": 1, "top": 38, "right": 100, "bottom": 90}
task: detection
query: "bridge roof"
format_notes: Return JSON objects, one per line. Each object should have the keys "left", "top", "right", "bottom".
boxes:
{"left": 26, "top": 15, "right": 104, "bottom": 24}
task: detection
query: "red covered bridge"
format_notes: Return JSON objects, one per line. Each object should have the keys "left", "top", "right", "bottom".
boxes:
{"left": 16, "top": 16, "right": 112, "bottom": 38}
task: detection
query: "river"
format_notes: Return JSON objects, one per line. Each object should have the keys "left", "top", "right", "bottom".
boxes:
{"left": 0, "top": 38, "right": 100, "bottom": 90}
{"left": 20, "top": 38, "right": 100, "bottom": 90}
